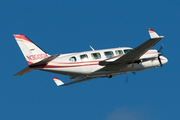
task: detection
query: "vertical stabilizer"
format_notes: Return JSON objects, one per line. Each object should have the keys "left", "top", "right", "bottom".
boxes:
{"left": 14, "top": 34, "right": 49, "bottom": 65}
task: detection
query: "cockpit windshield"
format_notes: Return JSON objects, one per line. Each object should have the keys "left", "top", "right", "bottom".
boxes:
{"left": 124, "top": 49, "right": 132, "bottom": 54}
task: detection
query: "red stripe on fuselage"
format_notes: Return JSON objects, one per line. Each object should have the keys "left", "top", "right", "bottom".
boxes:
{"left": 28, "top": 50, "right": 159, "bottom": 68}
{"left": 31, "top": 62, "right": 99, "bottom": 68}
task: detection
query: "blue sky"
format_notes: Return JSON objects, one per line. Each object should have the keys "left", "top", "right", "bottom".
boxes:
{"left": 0, "top": 0, "right": 179, "bottom": 120}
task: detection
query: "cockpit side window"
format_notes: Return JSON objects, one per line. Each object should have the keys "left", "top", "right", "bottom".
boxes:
{"left": 124, "top": 49, "right": 132, "bottom": 54}
{"left": 115, "top": 50, "right": 123, "bottom": 56}
{"left": 80, "top": 54, "right": 88, "bottom": 61}
{"left": 69, "top": 56, "right": 77, "bottom": 62}
{"left": 91, "top": 53, "right": 101, "bottom": 59}
{"left": 104, "top": 51, "right": 114, "bottom": 58}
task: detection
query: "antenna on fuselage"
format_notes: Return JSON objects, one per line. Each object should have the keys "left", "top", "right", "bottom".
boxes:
{"left": 90, "top": 46, "right": 95, "bottom": 51}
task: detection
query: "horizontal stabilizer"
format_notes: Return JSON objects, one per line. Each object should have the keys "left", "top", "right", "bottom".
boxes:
{"left": 53, "top": 77, "right": 64, "bottom": 86}
{"left": 14, "top": 66, "right": 34, "bottom": 76}
{"left": 14, "top": 54, "right": 60, "bottom": 76}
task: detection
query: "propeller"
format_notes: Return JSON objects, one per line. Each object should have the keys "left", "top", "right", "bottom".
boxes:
{"left": 157, "top": 44, "right": 164, "bottom": 67}
{"left": 126, "top": 73, "right": 128, "bottom": 83}
{"left": 126, "top": 72, "right": 136, "bottom": 83}
{"left": 132, "top": 72, "right": 136, "bottom": 75}
{"left": 158, "top": 44, "right": 164, "bottom": 52}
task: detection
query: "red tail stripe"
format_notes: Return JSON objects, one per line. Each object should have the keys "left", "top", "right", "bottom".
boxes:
{"left": 13, "top": 34, "right": 32, "bottom": 43}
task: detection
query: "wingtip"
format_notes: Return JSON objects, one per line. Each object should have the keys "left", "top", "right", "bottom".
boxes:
{"left": 148, "top": 28, "right": 162, "bottom": 38}
{"left": 148, "top": 28, "right": 154, "bottom": 32}
{"left": 53, "top": 77, "right": 64, "bottom": 86}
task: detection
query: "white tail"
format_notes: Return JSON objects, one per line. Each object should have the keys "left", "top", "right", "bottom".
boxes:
{"left": 14, "top": 34, "right": 49, "bottom": 65}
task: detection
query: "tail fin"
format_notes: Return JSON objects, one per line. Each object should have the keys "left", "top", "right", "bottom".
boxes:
{"left": 14, "top": 34, "right": 49, "bottom": 65}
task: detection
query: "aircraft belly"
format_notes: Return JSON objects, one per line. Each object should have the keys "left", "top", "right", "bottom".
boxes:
{"left": 38, "top": 65, "right": 102, "bottom": 76}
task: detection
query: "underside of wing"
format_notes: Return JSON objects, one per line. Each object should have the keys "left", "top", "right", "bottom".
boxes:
{"left": 53, "top": 76, "right": 106, "bottom": 86}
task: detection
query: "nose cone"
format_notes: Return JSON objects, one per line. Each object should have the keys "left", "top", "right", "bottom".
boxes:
{"left": 160, "top": 56, "right": 168, "bottom": 65}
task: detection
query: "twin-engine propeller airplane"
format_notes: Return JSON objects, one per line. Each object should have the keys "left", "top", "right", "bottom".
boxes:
{"left": 14, "top": 29, "right": 168, "bottom": 86}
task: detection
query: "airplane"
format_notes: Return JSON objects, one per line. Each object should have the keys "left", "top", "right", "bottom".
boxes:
{"left": 13, "top": 28, "right": 168, "bottom": 86}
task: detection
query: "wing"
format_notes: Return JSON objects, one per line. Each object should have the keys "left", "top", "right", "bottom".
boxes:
{"left": 98, "top": 29, "right": 164, "bottom": 71}
{"left": 53, "top": 77, "right": 105, "bottom": 86}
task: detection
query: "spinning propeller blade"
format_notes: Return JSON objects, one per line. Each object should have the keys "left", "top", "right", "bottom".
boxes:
{"left": 157, "top": 44, "right": 164, "bottom": 67}
{"left": 158, "top": 44, "right": 164, "bottom": 52}
{"left": 125, "top": 72, "right": 135, "bottom": 83}
{"left": 158, "top": 56, "right": 163, "bottom": 67}
{"left": 126, "top": 73, "right": 128, "bottom": 83}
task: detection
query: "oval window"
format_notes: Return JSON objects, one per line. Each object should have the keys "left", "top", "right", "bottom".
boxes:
{"left": 69, "top": 56, "right": 77, "bottom": 62}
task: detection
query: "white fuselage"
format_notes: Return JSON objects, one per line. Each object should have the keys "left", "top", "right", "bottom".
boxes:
{"left": 35, "top": 47, "right": 168, "bottom": 79}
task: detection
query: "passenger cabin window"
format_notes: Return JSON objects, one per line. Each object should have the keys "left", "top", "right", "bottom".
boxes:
{"left": 124, "top": 49, "right": 132, "bottom": 54}
{"left": 91, "top": 53, "right": 101, "bottom": 59}
{"left": 115, "top": 50, "right": 123, "bottom": 56}
{"left": 104, "top": 51, "right": 114, "bottom": 58}
{"left": 69, "top": 56, "right": 76, "bottom": 62}
{"left": 80, "top": 54, "right": 88, "bottom": 61}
